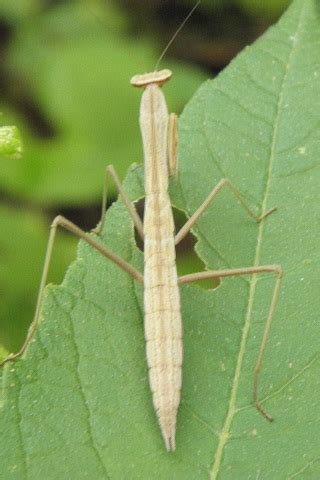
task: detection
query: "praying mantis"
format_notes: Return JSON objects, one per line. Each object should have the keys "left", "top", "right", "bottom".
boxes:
{"left": 1, "top": 68, "right": 282, "bottom": 452}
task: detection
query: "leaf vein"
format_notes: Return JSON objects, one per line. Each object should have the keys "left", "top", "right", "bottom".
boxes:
{"left": 209, "top": 4, "right": 307, "bottom": 478}
{"left": 68, "top": 304, "right": 111, "bottom": 479}
{"left": 213, "top": 86, "right": 273, "bottom": 128}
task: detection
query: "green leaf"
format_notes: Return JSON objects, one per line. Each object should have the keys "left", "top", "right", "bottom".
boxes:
{"left": 1, "top": 0, "right": 319, "bottom": 477}
{"left": 0, "top": 126, "right": 22, "bottom": 159}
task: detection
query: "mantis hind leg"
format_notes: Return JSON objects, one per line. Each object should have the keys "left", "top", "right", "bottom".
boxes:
{"left": 179, "top": 264, "right": 283, "bottom": 421}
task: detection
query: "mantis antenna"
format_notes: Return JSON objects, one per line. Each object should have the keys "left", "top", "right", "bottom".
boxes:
{"left": 154, "top": 1, "right": 201, "bottom": 72}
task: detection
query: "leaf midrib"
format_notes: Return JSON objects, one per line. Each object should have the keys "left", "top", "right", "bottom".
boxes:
{"left": 209, "top": 4, "right": 306, "bottom": 479}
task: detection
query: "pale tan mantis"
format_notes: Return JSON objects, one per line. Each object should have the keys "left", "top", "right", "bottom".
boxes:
{"left": 0, "top": 22, "right": 282, "bottom": 451}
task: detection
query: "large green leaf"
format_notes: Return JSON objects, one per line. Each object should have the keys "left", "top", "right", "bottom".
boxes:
{"left": 1, "top": 0, "right": 319, "bottom": 477}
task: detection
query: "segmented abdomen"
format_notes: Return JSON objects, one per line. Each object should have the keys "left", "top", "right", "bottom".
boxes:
{"left": 143, "top": 191, "right": 182, "bottom": 451}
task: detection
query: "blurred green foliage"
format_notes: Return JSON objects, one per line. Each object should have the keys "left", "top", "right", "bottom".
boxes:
{"left": 1, "top": 2, "right": 205, "bottom": 204}
{"left": 130, "top": 0, "right": 289, "bottom": 18}
{"left": 0, "top": 0, "right": 42, "bottom": 22}
{"left": 235, "top": 0, "right": 290, "bottom": 18}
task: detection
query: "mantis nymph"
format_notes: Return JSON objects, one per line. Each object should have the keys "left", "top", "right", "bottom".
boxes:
{"left": 1, "top": 65, "right": 282, "bottom": 451}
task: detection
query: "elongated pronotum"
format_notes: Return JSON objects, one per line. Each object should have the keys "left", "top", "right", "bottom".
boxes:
{"left": 1, "top": 68, "right": 282, "bottom": 451}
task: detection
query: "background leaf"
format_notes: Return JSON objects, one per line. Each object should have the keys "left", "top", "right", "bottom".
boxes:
{"left": 1, "top": 0, "right": 320, "bottom": 478}
{"left": 0, "top": 2, "right": 205, "bottom": 205}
